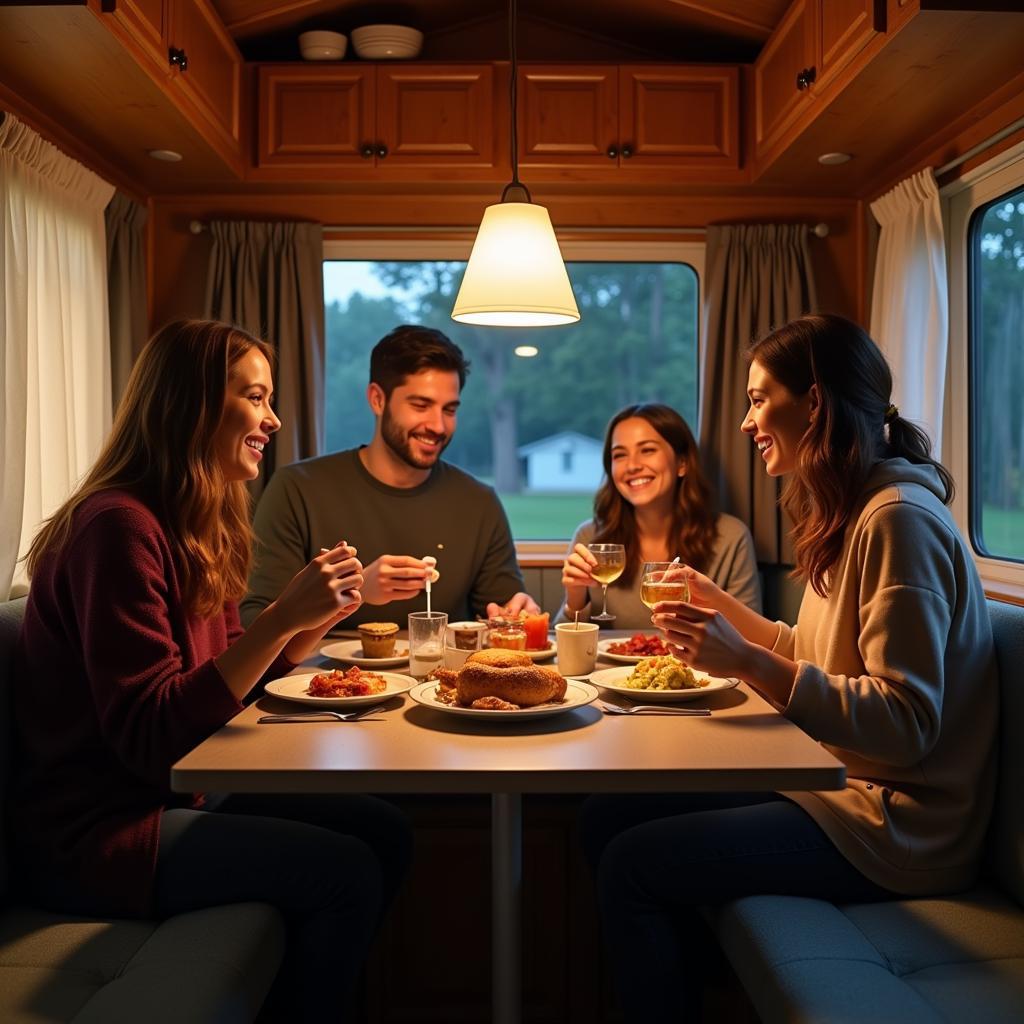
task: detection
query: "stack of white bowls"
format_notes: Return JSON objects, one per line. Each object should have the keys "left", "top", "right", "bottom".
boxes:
{"left": 299, "top": 30, "right": 347, "bottom": 60}
{"left": 350, "top": 24, "right": 423, "bottom": 59}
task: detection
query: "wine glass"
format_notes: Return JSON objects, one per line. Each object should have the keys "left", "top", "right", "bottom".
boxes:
{"left": 587, "top": 543, "right": 626, "bottom": 622}
{"left": 640, "top": 561, "right": 691, "bottom": 609}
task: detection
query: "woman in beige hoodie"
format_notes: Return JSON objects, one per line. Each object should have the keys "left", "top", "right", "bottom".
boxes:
{"left": 582, "top": 314, "right": 997, "bottom": 1023}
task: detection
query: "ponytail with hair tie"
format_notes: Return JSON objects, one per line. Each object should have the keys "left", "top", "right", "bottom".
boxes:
{"left": 884, "top": 403, "right": 899, "bottom": 423}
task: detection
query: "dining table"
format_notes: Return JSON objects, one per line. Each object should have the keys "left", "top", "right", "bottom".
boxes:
{"left": 171, "top": 629, "right": 845, "bottom": 1024}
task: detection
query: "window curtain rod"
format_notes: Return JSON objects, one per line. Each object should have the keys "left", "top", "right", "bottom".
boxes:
{"left": 189, "top": 220, "right": 829, "bottom": 237}
{"left": 935, "top": 114, "right": 1024, "bottom": 178}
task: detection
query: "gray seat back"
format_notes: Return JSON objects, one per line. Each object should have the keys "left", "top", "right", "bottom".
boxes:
{"left": 0, "top": 597, "right": 27, "bottom": 905}
{"left": 986, "top": 599, "right": 1024, "bottom": 905}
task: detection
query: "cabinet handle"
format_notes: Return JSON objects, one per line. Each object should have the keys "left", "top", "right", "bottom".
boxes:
{"left": 360, "top": 144, "right": 375, "bottom": 159}
{"left": 168, "top": 47, "right": 188, "bottom": 72}
{"left": 376, "top": 143, "right": 388, "bottom": 159}
{"left": 796, "top": 66, "right": 816, "bottom": 90}
{"left": 621, "top": 144, "right": 633, "bottom": 159}
{"left": 606, "top": 145, "right": 618, "bottom": 159}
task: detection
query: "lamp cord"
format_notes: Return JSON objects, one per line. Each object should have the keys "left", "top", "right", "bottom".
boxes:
{"left": 503, "top": 0, "right": 531, "bottom": 202}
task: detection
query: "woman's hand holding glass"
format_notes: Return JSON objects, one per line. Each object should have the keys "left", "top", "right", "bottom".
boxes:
{"left": 562, "top": 543, "right": 599, "bottom": 602}
{"left": 650, "top": 566, "right": 753, "bottom": 678}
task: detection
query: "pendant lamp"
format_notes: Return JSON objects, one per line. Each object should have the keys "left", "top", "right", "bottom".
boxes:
{"left": 451, "top": 0, "right": 580, "bottom": 327}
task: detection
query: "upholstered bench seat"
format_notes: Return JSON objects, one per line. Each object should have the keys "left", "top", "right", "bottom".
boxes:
{"left": 0, "top": 597, "right": 285, "bottom": 1023}
{"left": 709, "top": 600, "right": 1024, "bottom": 1024}
{"left": 714, "top": 887, "right": 1024, "bottom": 1024}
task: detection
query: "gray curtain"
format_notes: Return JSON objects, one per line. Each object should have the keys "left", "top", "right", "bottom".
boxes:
{"left": 699, "top": 224, "right": 817, "bottom": 565}
{"left": 204, "top": 221, "right": 325, "bottom": 498}
{"left": 104, "top": 192, "right": 148, "bottom": 409}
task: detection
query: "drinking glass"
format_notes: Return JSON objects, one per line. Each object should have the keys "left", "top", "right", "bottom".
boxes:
{"left": 587, "top": 543, "right": 626, "bottom": 622}
{"left": 408, "top": 611, "right": 448, "bottom": 679}
{"left": 640, "top": 561, "right": 690, "bottom": 609}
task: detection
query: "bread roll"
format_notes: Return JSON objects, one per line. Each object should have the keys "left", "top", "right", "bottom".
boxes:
{"left": 456, "top": 649, "right": 567, "bottom": 708}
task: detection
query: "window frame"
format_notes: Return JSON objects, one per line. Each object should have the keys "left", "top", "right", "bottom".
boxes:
{"left": 321, "top": 236, "right": 705, "bottom": 560}
{"left": 945, "top": 140, "right": 1024, "bottom": 603}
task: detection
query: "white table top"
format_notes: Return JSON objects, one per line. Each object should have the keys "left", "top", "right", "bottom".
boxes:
{"left": 172, "top": 648, "right": 845, "bottom": 795}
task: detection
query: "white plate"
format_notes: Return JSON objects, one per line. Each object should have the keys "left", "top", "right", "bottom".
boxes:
{"left": 589, "top": 665, "right": 738, "bottom": 702}
{"left": 408, "top": 680, "right": 598, "bottom": 719}
{"left": 265, "top": 670, "right": 415, "bottom": 708}
{"left": 597, "top": 636, "right": 671, "bottom": 664}
{"left": 319, "top": 638, "right": 409, "bottom": 667}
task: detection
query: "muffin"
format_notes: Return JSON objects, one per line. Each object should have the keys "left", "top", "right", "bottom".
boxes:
{"left": 358, "top": 622, "right": 399, "bottom": 658}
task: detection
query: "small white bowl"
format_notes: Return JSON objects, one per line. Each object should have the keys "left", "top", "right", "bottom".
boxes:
{"left": 350, "top": 24, "right": 423, "bottom": 59}
{"left": 299, "top": 30, "right": 347, "bottom": 61}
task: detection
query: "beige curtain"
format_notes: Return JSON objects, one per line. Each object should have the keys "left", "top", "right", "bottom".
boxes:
{"left": 204, "top": 221, "right": 325, "bottom": 497}
{"left": 869, "top": 169, "right": 948, "bottom": 459}
{"left": 105, "top": 192, "right": 148, "bottom": 408}
{"left": 699, "top": 224, "right": 817, "bottom": 564}
{"left": 0, "top": 112, "right": 114, "bottom": 598}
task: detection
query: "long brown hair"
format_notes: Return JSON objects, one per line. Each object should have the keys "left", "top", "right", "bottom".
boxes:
{"left": 26, "top": 319, "right": 274, "bottom": 618}
{"left": 592, "top": 403, "right": 718, "bottom": 586}
{"left": 749, "top": 314, "right": 953, "bottom": 597}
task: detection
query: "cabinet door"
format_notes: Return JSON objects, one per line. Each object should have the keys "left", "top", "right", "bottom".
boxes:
{"left": 170, "top": 0, "right": 241, "bottom": 145}
{"left": 376, "top": 64, "right": 496, "bottom": 167}
{"left": 101, "top": 0, "right": 169, "bottom": 75}
{"left": 517, "top": 65, "right": 618, "bottom": 167}
{"left": 257, "top": 66, "right": 376, "bottom": 168}
{"left": 753, "top": 0, "right": 818, "bottom": 157}
{"left": 819, "top": 0, "right": 883, "bottom": 84}
{"left": 619, "top": 65, "right": 739, "bottom": 169}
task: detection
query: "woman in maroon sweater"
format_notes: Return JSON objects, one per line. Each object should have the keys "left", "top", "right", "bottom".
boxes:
{"left": 14, "top": 319, "right": 411, "bottom": 1022}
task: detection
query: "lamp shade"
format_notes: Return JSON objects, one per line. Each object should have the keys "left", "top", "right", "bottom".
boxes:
{"left": 452, "top": 202, "right": 580, "bottom": 327}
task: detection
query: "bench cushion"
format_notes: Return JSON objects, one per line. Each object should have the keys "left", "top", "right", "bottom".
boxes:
{"left": 714, "top": 888, "right": 1024, "bottom": 1024}
{"left": 0, "top": 901, "right": 284, "bottom": 1024}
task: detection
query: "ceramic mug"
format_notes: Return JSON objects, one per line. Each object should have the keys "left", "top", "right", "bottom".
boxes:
{"left": 555, "top": 621, "right": 599, "bottom": 676}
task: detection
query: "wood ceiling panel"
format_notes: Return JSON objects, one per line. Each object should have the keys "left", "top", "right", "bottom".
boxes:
{"left": 212, "top": 0, "right": 789, "bottom": 60}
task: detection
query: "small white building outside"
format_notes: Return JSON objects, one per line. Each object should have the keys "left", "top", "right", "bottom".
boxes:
{"left": 518, "top": 431, "right": 604, "bottom": 492}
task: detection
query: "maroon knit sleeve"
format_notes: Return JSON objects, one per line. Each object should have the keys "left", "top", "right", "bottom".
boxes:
{"left": 223, "top": 600, "right": 298, "bottom": 684}
{"left": 66, "top": 505, "right": 244, "bottom": 787}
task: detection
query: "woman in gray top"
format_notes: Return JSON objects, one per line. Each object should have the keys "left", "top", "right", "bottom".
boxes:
{"left": 557, "top": 404, "right": 761, "bottom": 628}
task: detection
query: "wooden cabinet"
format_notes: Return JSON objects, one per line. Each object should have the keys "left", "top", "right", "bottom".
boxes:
{"left": 256, "top": 63, "right": 501, "bottom": 179}
{"left": 518, "top": 64, "right": 740, "bottom": 175}
{"left": 753, "top": 0, "right": 881, "bottom": 163}
{"left": 102, "top": 0, "right": 241, "bottom": 150}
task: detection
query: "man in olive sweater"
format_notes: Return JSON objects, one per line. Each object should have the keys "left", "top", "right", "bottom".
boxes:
{"left": 242, "top": 326, "right": 539, "bottom": 630}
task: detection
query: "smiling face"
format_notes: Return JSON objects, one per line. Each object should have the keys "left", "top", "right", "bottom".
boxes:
{"left": 212, "top": 347, "right": 280, "bottom": 482}
{"left": 373, "top": 368, "right": 461, "bottom": 471}
{"left": 609, "top": 416, "right": 685, "bottom": 512}
{"left": 741, "top": 360, "right": 815, "bottom": 476}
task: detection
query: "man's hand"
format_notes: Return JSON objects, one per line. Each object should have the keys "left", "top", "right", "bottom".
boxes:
{"left": 485, "top": 592, "right": 541, "bottom": 618}
{"left": 361, "top": 554, "right": 437, "bottom": 605}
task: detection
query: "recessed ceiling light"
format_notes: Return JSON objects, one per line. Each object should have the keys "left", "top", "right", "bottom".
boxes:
{"left": 514, "top": 345, "right": 539, "bottom": 358}
{"left": 818, "top": 152, "right": 851, "bottom": 166}
{"left": 148, "top": 149, "right": 183, "bottom": 162}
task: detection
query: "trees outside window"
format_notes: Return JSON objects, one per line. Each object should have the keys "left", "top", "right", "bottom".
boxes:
{"left": 324, "top": 260, "right": 699, "bottom": 539}
{"left": 971, "top": 186, "right": 1024, "bottom": 562}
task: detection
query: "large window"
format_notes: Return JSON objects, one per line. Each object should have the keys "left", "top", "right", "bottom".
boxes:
{"left": 970, "top": 184, "right": 1024, "bottom": 562}
{"left": 323, "top": 244, "right": 700, "bottom": 540}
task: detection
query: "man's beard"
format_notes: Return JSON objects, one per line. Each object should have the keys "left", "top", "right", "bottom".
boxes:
{"left": 381, "top": 404, "right": 450, "bottom": 470}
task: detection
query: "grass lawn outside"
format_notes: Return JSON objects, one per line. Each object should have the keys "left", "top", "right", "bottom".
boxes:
{"left": 980, "top": 505, "right": 1024, "bottom": 562}
{"left": 498, "top": 491, "right": 595, "bottom": 540}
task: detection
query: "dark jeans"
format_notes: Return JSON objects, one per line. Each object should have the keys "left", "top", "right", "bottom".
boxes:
{"left": 155, "top": 793, "right": 413, "bottom": 1023}
{"left": 580, "top": 792, "right": 894, "bottom": 1024}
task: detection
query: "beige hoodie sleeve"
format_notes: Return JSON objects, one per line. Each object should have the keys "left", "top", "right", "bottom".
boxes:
{"left": 783, "top": 500, "right": 956, "bottom": 766}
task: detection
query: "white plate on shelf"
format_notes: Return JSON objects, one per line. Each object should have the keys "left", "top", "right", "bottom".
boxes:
{"left": 265, "top": 670, "right": 415, "bottom": 708}
{"left": 596, "top": 636, "right": 670, "bottom": 664}
{"left": 319, "top": 639, "right": 409, "bottom": 668}
{"left": 589, "top": 665, "right": 738, "bottom": 702}
{"left": 408, "top": 680, "right": 598, "bottom": 719}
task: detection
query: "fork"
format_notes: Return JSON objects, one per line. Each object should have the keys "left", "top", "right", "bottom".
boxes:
{"left": 600, "top": 702, "right": 710, "bottom": 716}
{"left": 258, "top": 706, "right": 383, "bottom": 723}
